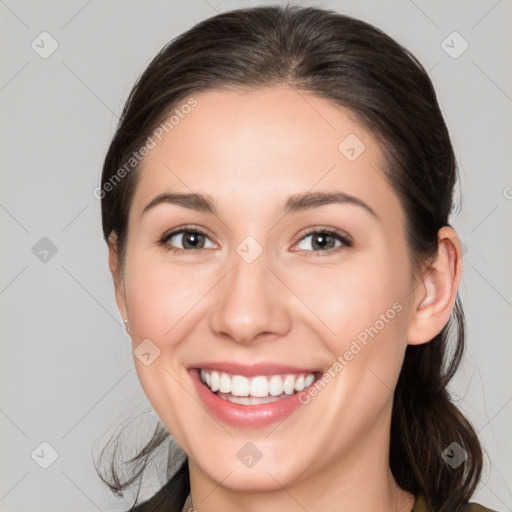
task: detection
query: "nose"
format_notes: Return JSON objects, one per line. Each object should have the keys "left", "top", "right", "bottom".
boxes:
{"left": 208, "top": 248, "right": 293, "bottom": 345}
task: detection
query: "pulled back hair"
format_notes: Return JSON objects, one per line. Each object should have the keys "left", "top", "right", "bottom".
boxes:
{"left": 96, "top": 4, "right": 483, "bottom": 511}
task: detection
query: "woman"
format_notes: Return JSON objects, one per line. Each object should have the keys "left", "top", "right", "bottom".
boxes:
{"left": 96, "top": 5, "right": 496, "bottom": 512}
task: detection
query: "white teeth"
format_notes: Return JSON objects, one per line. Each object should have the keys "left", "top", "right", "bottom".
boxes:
{"left": 219, "top": 394, "right": 284, "bottom": 405}
{"left": 283, "top": 375, "right": 296, "bottom": 395}
{"left": 210, "top": 371, "right": 219, "bottom": 392}
{"left": 269, "top": 375, "right": 283, "bottom": 396}
{"left": 219, "top": 372, "right": 231, "bottom": 393}
{"left": 199, "top": 369, "right": 316, "bottom": 398}
{"left": 250, "top": 376, "right": 269, "bottom": 397}
{"left": 305, "top": 374, "right": 314, "bottom": 387}
{"left": 231, "top": 375, "right": 249, "bottom": 397}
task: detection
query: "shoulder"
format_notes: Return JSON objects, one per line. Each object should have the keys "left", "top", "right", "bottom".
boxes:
{"left": 462, "top": 503, "right": 498, "bottom": 512}
{"left": 413, "top": 494, "right": 498, "bottom": 512}
{"left": 121, "top": 506, "right": 142, "bottom": 512}
{"left": 121, "top": 505, "right": 148, "bottom": 512}
{"left": 119, "top": 498, "right": 153, "bottom": 511}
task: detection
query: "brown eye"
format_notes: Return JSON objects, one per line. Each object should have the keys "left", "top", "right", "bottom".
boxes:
{"left": 161, "top": 228, "right": 216, "bottom": 252}
{"left": 295, "top": 228, "right": 352, "bottom": 254}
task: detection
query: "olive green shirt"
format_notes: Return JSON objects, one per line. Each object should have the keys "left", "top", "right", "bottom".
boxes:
{"left": 412, "top": 494, "right": 497, "bottom": 511}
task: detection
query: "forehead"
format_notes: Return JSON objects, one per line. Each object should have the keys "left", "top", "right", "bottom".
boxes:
{"left": 131, "top": 86, "right": 403, "bottom": 224}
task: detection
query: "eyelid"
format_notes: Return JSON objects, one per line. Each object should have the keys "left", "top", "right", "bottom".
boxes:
{"left": 161, "top": 223, "right": 213, "bottom": 238}
{"left": 296, "top": 226, "right": 353, "bottom": 244}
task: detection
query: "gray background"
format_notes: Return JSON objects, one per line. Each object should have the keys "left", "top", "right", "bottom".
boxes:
{"left": 0, "top": 0, "right": 511, "bottom": 510}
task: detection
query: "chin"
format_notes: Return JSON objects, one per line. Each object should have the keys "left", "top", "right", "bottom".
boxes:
{"left": 205, "top": 462, "right": 305, "bottom": 492}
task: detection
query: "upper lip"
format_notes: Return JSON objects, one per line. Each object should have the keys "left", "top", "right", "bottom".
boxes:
{"left": 190, "top": 361, "right": 319, "bottom": 377}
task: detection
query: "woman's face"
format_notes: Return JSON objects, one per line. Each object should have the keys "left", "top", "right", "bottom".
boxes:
{"left": 114, "top": 86, "right": 420, "bottom": 492}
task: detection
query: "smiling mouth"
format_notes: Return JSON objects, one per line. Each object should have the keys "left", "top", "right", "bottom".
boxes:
{"left": 198, "top": 369, "right": 319, "bottom": 405}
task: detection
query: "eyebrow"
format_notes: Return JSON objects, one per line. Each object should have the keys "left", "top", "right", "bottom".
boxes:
{"left": 283, "top": 191, "right": 378, "bottom": 218}
{"left": 141, "top": 191, "right": 378, "bottom": 219}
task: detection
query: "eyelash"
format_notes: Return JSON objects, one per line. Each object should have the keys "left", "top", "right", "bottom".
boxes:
{"left": 159, "top": 225, "right": 353, "bottom": 256}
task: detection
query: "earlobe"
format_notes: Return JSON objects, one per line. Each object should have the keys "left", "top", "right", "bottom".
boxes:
{"left": 406, "top": 227, "right": 462, "bottom": 345}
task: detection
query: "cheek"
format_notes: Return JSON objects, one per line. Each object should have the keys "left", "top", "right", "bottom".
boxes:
{"left": 286, "top": 251, "right": 411, "bottom": 408}
{"left": 122, "top": 252, "right": 210, "bottom": 444}
{"left": 123, "top": 250, "right": 210, "bottom": 344}
{"left": 285, "top": 251, "right": 411, "bottom": 348}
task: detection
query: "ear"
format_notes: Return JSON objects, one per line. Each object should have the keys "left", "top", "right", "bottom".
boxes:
{"left": 108, "top": 232, "right": 128, "bottom": 322}
{"left": 406, "top": 226, "right": 462, "bottom": 345}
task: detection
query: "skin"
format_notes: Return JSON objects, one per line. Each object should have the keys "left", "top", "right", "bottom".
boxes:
{"left": 108, "top": 85, "right": 462, "bottom": 512}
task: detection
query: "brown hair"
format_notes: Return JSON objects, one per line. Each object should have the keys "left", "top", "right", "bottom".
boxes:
{"left": 96, "top": 5, "right": 483, "bottom": 511}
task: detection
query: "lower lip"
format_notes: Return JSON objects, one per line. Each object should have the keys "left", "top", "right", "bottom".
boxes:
{"left": 190, "top": 369, "right": 306, "bottom": 428}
